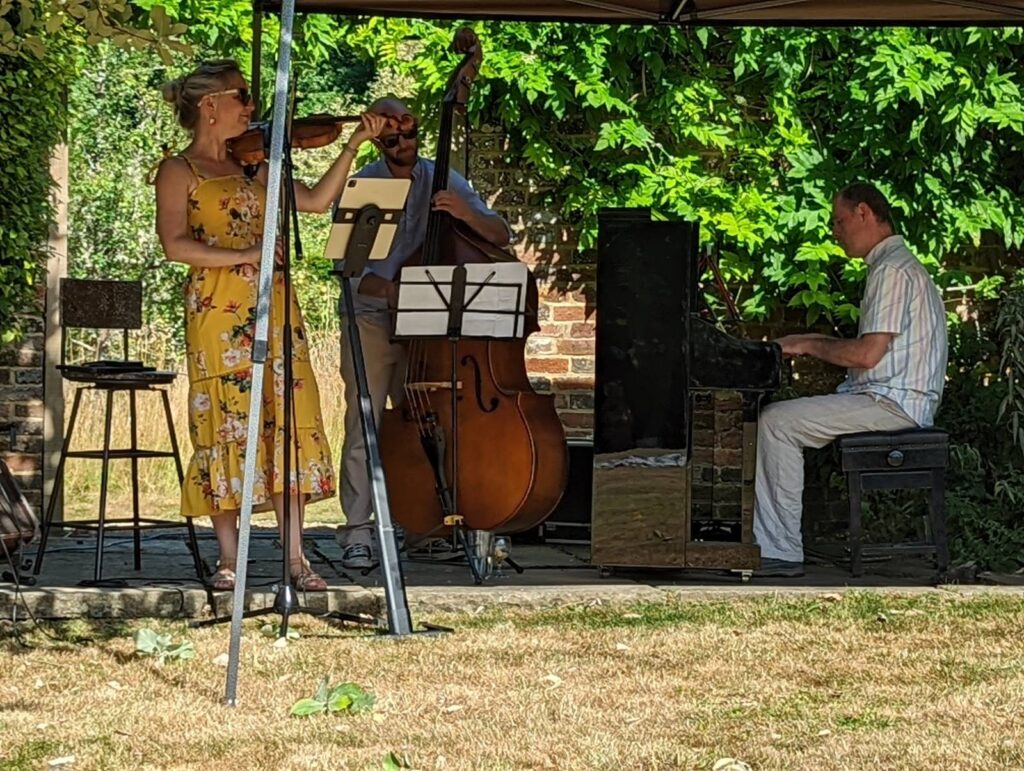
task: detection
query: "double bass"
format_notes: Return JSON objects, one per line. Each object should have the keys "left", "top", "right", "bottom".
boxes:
{"left": 379, "top": 29, "right": 568, "bottom": 538}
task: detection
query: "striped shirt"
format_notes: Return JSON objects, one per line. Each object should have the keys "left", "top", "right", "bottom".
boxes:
{"left": 835, "top": 235, "right": 947, "bottom": 426}
{"left": 346, "top": 156, "right": 509, "bottom": 322}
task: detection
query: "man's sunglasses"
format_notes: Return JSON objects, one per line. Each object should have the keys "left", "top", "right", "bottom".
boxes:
{"left": 379, "top": 125, "right": 419, "bottom": 149}
{"left": 208, "top": 87, "right": 253, "bottom": 106}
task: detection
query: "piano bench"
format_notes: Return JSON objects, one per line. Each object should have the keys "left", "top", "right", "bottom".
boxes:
{"left": 835, "top": 428, "right": 950, "bottom": 578}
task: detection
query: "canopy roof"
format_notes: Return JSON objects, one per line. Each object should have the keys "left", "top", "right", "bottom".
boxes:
{"left": 262, "top": 0, "right": 1024, "bottom": 25}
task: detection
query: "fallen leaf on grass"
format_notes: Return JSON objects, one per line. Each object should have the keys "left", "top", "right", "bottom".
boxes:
{"left": 541, "top": 674, "right": 563, "bottom": 689}
{"left": 47, "top": 756, "right": 75, "bottom": 769}
{"left": 441, "top": 704, "right": 464, "bottom": 713}
{"left": 212, "top": 653, "right": 229, "bottom": 667}
{"left": 106, "top": 680, "right": 122, "bottom": 691}
{"left": 615, "top": 643, "right": 630, "bottom": 651}
{"left": 818, "top": 729, "right": 832, "bottom": 737}
{"left": 819, "top": 592, "right": 843, "bottom": 603}
{"left": 713, "top": 759, "right": 751, "bottom": 771}
{"left": 621, "top": 612, "right": 642, "bottom": 620}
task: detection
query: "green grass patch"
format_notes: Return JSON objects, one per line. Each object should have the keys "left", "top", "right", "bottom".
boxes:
{"left": 0, "top": 739, "right": 65, "bottom": 771}
{"left": 439, "top": 592, "right": 1024, "bottom": 632}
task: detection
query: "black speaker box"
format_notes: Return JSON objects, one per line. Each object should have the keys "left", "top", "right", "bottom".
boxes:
{"left": 539, "top": 439, "right": 593, "bottom": 544}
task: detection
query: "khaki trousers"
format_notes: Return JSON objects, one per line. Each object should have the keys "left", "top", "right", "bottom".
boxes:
{"left": 337, "top": 315, "right": 407, "bottom": 548}
{"left": 753, "top": 393, "right": 916, "bottom": 562}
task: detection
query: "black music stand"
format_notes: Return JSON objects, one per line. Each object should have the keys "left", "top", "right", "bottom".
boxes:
{"left": 391, "top": 262, "right": 530, "bottom": 584}
{"left": 327, "top": 177, "right": 446, "bottom": 635}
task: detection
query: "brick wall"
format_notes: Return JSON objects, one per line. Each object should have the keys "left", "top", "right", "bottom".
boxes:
{"left": 470, "top": 125, "right": 596, "bottom": 438}
{"left": 0, "top": 315, "right": 46, "bottom": 512}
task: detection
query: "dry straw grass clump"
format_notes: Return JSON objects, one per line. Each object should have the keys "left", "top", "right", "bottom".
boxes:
{"left": 1, "top": 593, "right": 1023, "bottom": 770}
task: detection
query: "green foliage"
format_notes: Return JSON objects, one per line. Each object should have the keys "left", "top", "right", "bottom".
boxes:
{"left": 344, "top": 22, "right": 1024, "bottom": 323}
{"left": 932, "top": 284, "right": 1024, "bottom": 571}
{"left": 0, "top": 0, "right": 189, "bottom": 62}
{"left": 67, "top": 43, "right": 187, "bottom": 353}
{"left": 0, "top": 50, "right": 68, "bottom": 344}
{"left": 133, "top": 627, "right": 196, "bottom": 663}
{"left": 0, "top": 1, "right": 190, "bottom": 346}
{"left": 290, "top": 676, "right": 376, "bottom": 717}
{"left": 995, "top": 271, "right": 1024, "bottom": 457}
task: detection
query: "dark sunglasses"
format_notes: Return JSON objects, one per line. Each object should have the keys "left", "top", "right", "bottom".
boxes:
{"left": 379, "top": 126, "right": 418, "bottom": 149}
{"left": 208, "top": 87, "right": 252, "bottom": 106}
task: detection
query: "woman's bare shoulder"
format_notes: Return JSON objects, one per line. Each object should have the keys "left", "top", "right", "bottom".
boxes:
{"left": 155, "top": 155, "right": 193, "bottom": 189}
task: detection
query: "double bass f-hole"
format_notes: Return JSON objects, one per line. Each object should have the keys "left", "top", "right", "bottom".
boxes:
{"left": 461, "top": 354, "right": 499, "bottom": 413}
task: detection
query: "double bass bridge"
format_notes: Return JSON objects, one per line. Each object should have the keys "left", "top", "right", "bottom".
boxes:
{"left": 406, "top": 380, "right": 463, "bottom": 393}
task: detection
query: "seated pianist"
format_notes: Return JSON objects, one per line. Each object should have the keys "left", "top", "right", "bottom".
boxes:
{"left": 753, "top": 182, "right": 948, "bottom": 578}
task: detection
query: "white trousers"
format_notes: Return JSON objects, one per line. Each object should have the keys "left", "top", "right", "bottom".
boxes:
{"left": 753, "top": 393, "right": 916, "bottom": 562}
{"left": 337, "top": 315, "right": 407, "bottom": 548}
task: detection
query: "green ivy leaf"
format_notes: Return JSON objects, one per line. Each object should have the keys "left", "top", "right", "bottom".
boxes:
{"left": 290, "top": 698, "right": 327, "bottom": 717}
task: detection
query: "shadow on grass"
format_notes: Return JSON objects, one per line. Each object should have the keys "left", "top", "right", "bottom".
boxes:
{"left": 0, "top": 617, "right": 136, "bottom": 653}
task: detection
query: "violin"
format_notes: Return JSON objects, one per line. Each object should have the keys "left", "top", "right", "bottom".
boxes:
{"left": 226, "top": 113, "right": 414, "bottom": 165}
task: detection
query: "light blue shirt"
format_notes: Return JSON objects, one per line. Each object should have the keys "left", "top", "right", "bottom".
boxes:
{"left": 836, "top": 235, "right": 948, "bottom": 426}
{"left": 345, "top": 156, "right": 509, "bottom": 321}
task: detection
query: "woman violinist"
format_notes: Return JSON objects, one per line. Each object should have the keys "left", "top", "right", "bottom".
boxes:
{"left": 154, "top": 59, "right": 386, "bottom": 591}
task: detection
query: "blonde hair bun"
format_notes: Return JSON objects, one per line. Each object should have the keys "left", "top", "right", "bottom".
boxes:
{"left": 159, "top": 60, "right": 242, "bottom": 131}
{"left": 160, "top": 78, "right": 182, "bottom": 105}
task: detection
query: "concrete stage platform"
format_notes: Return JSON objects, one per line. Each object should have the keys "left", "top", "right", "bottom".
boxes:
{"left": 1, "top": 525, "right": 1019, "bottom": 620}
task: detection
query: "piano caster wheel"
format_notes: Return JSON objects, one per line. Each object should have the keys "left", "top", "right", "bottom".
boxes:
{"left": 599, "top": 567, "right": 615, "bottom": 579}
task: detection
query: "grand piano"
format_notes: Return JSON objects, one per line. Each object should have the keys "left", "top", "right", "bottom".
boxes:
{"left": 591, "top": 208, "right": 782, "bottom": 574}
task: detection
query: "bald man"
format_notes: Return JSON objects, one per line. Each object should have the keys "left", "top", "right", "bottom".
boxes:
{"left": 335, "top": 97, "right": 512, "bottom": 569}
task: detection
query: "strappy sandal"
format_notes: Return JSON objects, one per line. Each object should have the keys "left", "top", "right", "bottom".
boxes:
{"left": 210, "top": 562, "right": 236, "bottom": 591}
{"left": 290, "top": 557, "right": 327, "bottom": 592}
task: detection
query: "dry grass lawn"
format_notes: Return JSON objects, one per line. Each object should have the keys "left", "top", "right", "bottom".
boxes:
{"left": 1, "top": 593, "right": 1023, "bottom": 770}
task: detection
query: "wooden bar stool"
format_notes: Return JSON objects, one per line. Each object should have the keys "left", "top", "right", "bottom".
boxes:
{"left": 837, "top": 427, "right": 950, "bottom": 577}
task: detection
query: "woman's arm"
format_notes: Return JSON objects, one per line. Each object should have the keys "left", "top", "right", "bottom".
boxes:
{"left": 155, "top": 158, "right": 260, "bottom": 269}
{"left": 287, "top": 113, "right": 389, "bottom": 214}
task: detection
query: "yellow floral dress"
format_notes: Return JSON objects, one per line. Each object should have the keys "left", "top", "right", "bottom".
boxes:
{"left": 179, "top": 157, "right": 335, "bottom": 517}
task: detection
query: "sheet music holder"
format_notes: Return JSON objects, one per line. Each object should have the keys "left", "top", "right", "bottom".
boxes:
{"left": 393, "top": 263, "right": 530, "bottom": 341}
{"left": 325, "top": 177, "right": 409, "bottom": 269}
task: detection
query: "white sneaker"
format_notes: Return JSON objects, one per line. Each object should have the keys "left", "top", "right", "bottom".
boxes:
{"left": 341, "top": 543, "right": 373, "bottom": 570}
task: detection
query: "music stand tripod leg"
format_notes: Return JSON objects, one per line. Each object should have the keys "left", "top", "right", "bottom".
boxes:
{"left": 331, "top": 201, "right": 445, "bottom": 637}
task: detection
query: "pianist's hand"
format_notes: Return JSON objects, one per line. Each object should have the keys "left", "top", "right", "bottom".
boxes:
{"left": 774, "top": 334, "right": 810, "bottom": 357}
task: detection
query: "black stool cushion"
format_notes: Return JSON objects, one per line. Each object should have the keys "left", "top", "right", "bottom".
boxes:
{"left": 838, "top": 428, "right": 949, "bottom": 472}
{"left": 838, "top": 427, "right": 949, "bottom": 451}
